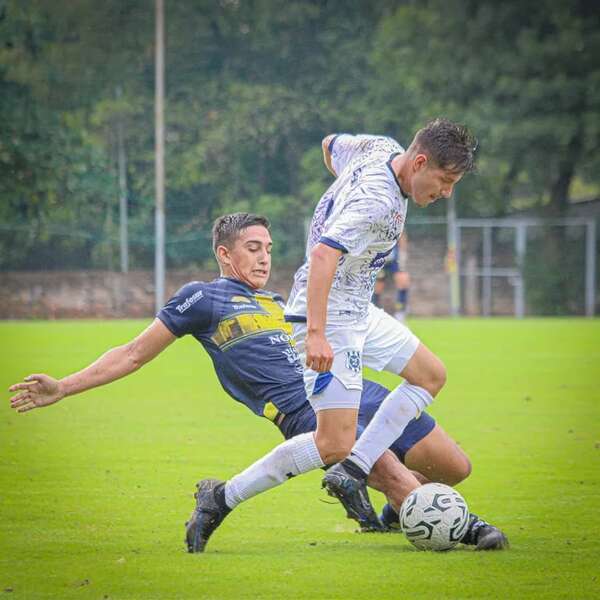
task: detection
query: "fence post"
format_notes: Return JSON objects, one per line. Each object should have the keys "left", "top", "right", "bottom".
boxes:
{"left": 514, "top": 223, "right": 527, "bottom": 318}
{"left": 482, "top": 225, "right": 492, "bottom": 316}
{"left": 447, "top": 196, "right": 460, "bottom": 316}
{"left": 154, "top": 0, "right": 166, "bottom": 313}
{"left": 586, "top": 220, "right": 596, "bottom": 317}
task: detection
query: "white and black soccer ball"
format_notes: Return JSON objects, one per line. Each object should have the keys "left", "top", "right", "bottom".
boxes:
{"left": 398, "top": 483, "right": 469, "bottom": 551}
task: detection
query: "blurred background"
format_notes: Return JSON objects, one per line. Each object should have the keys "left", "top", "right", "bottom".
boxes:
{"left": 0, "top": 0, "right": 598, "bottom": 318}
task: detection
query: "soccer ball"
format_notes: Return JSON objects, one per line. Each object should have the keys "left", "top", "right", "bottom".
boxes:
{"left": 398, "top": 483, "right": 469, "bottom": 551}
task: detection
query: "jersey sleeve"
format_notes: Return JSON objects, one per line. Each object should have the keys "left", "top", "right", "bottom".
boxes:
{"left": 320, "top": 192, "right": 393, "bottom": 257}
{"left": 156, "top": 281, "right": 211, "bottom": 337}
{"left": 329, "top": 134, "right": 382, "bottom": 175}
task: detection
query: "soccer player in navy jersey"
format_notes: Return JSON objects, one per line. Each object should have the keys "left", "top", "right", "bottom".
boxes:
{"left": 9, "top": 212, "right": 507, "bottom": 553}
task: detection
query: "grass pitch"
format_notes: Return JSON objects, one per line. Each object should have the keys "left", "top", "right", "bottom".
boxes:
{"left": 1, "top": 319, "right": 599, "bottom": 600}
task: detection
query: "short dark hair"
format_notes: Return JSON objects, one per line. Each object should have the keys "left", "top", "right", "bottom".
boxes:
{"left": 412, "top": 118, "right": 477, "bottom": 174}
{"left": 212, "top": 212, "right": 271, "bottom": 253}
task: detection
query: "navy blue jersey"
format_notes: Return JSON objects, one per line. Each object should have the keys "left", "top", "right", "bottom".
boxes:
{"left": 156, "top": 277, "right": 435, "bottom": 455}
{"left": 157, "top": 277, "right": 307, "bottom": 418}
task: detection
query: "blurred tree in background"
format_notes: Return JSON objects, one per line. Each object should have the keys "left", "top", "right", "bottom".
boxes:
{"left": 1, "top": 0, "right": 598, "bottom": 270}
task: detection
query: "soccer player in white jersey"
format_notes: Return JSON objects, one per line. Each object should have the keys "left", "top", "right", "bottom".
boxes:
{"left": 284, "top": 118, "right": 477, "bottom": 527}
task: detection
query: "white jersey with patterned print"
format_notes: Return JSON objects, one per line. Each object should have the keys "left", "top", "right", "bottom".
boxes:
{"left": 285, "top": 134, "right": 408, "bottom": 325}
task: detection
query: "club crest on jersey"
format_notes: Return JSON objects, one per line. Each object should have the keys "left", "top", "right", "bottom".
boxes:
{"left": 345, "top": 350, "right": 361, "bottom": 373}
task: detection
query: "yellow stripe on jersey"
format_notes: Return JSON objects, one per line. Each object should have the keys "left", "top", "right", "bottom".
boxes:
{"left": 211, "top": 294, "right": 293, "bottom": 350}
{"left": 254, "top": 294, "right": 289, "bottom": 322}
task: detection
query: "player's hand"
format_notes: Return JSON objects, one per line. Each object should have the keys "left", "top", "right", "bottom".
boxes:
{"left": 305, "top": 332, "right": 334, "bottom": 373}
{"left": 8, "top": 374, "right": 64, "bottom": 413}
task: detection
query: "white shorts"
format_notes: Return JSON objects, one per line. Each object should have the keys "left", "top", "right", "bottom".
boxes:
{"left": 291, "top": 304, "right": 420, "bottom": 411}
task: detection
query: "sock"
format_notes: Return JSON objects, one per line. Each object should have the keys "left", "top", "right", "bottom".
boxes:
{"left": 339, "top": 457, "right": 368, "bottom": 480}
{"left": 460, "top": 513, "right": 486, "bottom": 545}
{"left": 348, "top": 382, "right": 434, "bottom": 474}
{"left": 224, "top": 432, "right": 324, "bottom": 509}
{"left": 213, "top": 482, "right": 232, "bottom": 515}
{"left": 381, "top": 503, "right": 400, "bottom": 526}
{"left": 395, "top": 288, "right": 408, "bottom": 313}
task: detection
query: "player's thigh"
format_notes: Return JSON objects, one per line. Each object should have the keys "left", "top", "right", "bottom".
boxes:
{"left": 362, "top": 304, "right": 419, "bottom": 374}
{"left": 403, "top": 424, "right": 471, "bottom": 485}
{"left": 393, "top": 271, "right": 410, "bottom": 288}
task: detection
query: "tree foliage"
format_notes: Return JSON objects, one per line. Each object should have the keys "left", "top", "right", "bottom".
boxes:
{"left": 0, "top": 0, "right": 598, "bottom": 269}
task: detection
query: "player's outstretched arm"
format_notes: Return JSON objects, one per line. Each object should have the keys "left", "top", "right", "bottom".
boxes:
{"left": 8, "top": 318, "right": 176, "bottom": 413}
{"left": 321, "top": 134, "right": 337, "bottom": 177}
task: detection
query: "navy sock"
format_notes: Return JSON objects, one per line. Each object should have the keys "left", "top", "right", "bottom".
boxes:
{"left": 395, "top": 288, "right": 408, "bottom": 312}
{"left": 461, "top": 513, "right": 486, "bottom": 545}
{"left": 381, "top": 503, "right": 400, "bottom": 525}
{"left": 342, "top": 457, "right": 368, "bottom": 480}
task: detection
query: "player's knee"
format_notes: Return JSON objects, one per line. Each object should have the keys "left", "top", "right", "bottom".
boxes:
{"left": 422, "top": 359, "right": 446, "bottom": 397}
{"left": 433, "top": 363, "right": 447, "bottom": 396}
{"left": 457, "top": 455, "right": 472, "bottom": 482}
{"left": 445, "top": 455, "right": 472, "bottom": 485}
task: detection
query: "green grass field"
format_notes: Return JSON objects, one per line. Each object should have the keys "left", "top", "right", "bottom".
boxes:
{"left": 1, "top": 319, "right": 599, "bottom": 599}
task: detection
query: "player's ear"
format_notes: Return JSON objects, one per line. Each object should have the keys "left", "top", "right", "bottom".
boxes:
{"left": 413, "top": 153, "right": 428, "bottom": 171}
{"left": 215, "top": 244, "right": 231, "bottom": 266}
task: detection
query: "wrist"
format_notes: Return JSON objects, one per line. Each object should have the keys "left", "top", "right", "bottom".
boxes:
{"left": 57, "top": 379, "right": 69, "bottom": 400}
{"left": 307, "top": 327, "right": 325, "bottom": 336}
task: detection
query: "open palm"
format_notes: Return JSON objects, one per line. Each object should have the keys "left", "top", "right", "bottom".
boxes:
{"left": 9, "top": 374, "right": 63, "bottom": 413}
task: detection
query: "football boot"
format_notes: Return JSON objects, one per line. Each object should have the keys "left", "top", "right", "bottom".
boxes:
{"left": 185, "top": 478, "right": 231, "bottom": 553}
{"left": 461, "top": 513, "right": 509, "bottom": 550}
{"left": 322, "top": 461, "right": 385, "bottom": 531}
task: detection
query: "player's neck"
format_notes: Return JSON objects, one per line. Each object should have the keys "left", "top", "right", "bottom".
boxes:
{"left": 390, "top": 153, "right": 411, "bottom": 198}
{"left": 219, "top": 269, "right": 261, "bottom": 291}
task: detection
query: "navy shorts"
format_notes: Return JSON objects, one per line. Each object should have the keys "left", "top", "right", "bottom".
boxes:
{"left": 277, "top": 380, "right": 436, "bottom": 464}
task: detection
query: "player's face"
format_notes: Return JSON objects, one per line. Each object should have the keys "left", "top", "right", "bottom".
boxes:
{"left": 224, "top": 225, "right": 272, "bottom": 289}
{"left": 410, "top": 155, "right": 463, "bottom": 207}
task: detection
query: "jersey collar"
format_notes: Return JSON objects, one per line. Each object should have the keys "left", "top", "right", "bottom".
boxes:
{"left": 386, "top": 152, "right": 409, "bottom": 198}
{"left": 219, "top": 276, "right": 264, "bottom": 294}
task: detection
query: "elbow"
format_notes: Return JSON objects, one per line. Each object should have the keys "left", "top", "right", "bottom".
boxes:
{"left": 310, "top": 243, "right": 339, "bottom": 267}
{"left": 310, "top": 244, "right": 327, "bottom": 263}
{"left": 125, "top": 341, "right": 145, "bottom": 372}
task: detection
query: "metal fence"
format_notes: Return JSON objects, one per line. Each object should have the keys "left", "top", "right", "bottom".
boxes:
{"left": 453, "top": 218, "right": 596, "bottom": 317}
{"left": 0, "top": 214, "right": 597, "bottom": 319}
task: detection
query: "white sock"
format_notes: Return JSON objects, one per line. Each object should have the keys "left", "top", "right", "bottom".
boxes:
{"left": 224, "top": 432, "right": 324, "bottom": 509}
{"left": 348, "top": 382, "right": 434, "bottom": 474}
